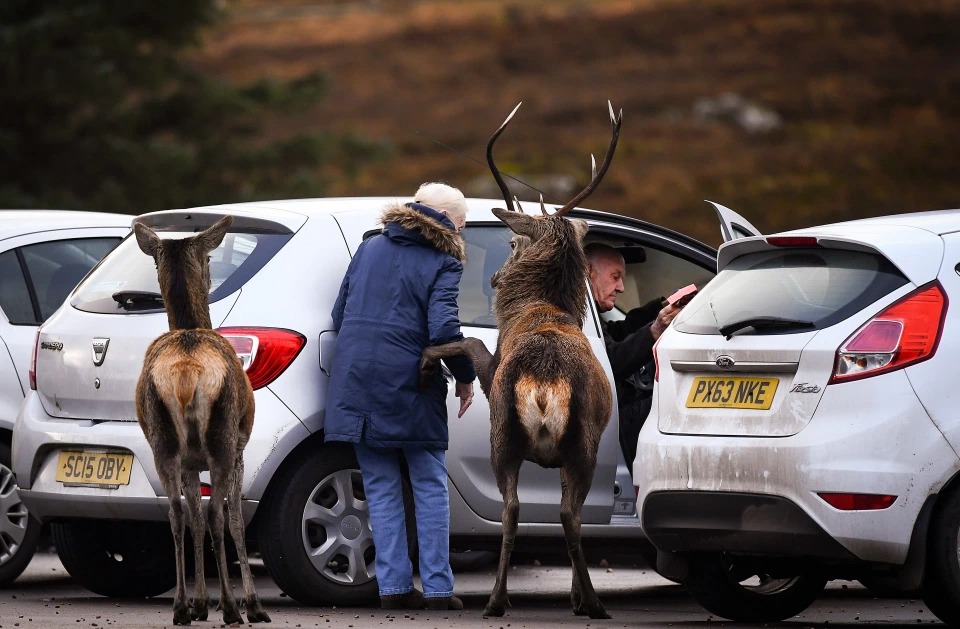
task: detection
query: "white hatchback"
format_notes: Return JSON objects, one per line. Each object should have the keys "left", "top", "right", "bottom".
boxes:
{"left": 0, "top": 210, "right": 130, "bottom": 585}
{"left": 635, "top": 208, "right": 960, "bottom": 624}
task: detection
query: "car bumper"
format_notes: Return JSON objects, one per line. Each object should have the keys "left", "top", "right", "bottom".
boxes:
{"left": 634, "top": 373, "right": 960, "bottom": 565}
{"left": 13, "top": 387, "right": 310, "bottom": 524}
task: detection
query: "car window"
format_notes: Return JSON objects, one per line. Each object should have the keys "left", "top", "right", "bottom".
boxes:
{"left": 674, "top": 247, "right": 909, "bottom": 335}
{"left": 616, "top": 245, "right": 716, "bottom": 314}
{"left": 0, "top": 237, "right": 121, "bottom": 325}
{"left": 458, "top": 226, "right": 512, "bottom": 327}
{"left": 72, "top": 230, "right": 291, "bottom": 314}
{"left": 0, "top": 250, "right": 34, "bottom": 324}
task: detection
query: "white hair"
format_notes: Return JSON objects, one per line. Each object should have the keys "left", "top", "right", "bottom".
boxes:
{"left": 414, "top": 182, "right": 468, "bottom": 223}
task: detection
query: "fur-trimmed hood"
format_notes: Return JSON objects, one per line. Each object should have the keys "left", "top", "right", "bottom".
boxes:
{"left": 379, "top": 202, "right": 466, "bottom": 262}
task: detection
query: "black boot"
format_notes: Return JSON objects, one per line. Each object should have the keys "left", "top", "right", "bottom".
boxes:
{"left": 380, "top": 588, "right": 426, "bottom": 610}
{"left": 425, "top": 595, "right": 464, "bottom": 610}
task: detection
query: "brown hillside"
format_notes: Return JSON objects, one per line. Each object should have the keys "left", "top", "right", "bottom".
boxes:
{"left": 192, "top": 0, "right": 960, "bottom": 247}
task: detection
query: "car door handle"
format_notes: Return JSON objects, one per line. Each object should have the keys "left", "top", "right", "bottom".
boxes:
{"left": 319, "top": 330, "right": 337, "bottom": 377}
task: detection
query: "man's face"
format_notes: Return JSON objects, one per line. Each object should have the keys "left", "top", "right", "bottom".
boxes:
{"left": 589, "top": 254, "right": 625, "bottom": 312}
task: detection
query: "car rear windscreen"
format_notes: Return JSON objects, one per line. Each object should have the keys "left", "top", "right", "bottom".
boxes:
{"left": 71, "top": 230, "right": 292, "bottom": 314}
{"left": 674, "top": 247, "right": 909, "bottom": 335}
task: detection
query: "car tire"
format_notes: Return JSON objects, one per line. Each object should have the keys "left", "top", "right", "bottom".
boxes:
{"left": 0, "top": 442, "right": 41, "bottom": 587}
{"left": 921, "top": 489, "right": 960, "bottom": 625}
{"left": 683, "top": 553, "right": 827, "bottom": 622}
{"left": 51, "top": 519, "right": 176, "bottom": 597}
{"left": 258, "top": 443, "right": 379, "bottom": 606}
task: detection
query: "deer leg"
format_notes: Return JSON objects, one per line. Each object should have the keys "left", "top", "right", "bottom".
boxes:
{"left": 207, "top": 462, "right": 244, "bottom": 626}
{"left": 181, "top": 472, "right": 210, "bottom": 621}
{"left": 226, "top": 456, "right": 270, "bottom": 623}
{"left": 484, "top": 452, "right": 523, "bottom": 617}
{"left": 420, "top": 337, "right": 496, "bottom": 395}
{"left": 559, "top": 464, "right": 610, "bottom": 619}
{"left": 157, "top": 460, "right": 191, "bottom": 625}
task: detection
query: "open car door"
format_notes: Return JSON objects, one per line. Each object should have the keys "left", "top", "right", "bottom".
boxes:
{"left": 707, "top": 200, "right": 762, "bottom": 242}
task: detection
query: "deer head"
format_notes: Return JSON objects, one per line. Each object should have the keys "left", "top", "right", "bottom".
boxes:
{"left": 486, "top": 101, "right": 622, "bottom": 241}
{"left": 133, "top": 215, "right": 233, "bottom": 330}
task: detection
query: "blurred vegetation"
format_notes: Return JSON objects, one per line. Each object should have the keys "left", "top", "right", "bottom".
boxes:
{"left": 2, "top": 0, "right": 959, "bottom": 248}
{"left": 0, "top": 0, "right": 389, "bottom": 214}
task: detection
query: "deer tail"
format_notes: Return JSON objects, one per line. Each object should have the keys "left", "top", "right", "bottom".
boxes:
{"left": 171, "top": 363, "right": 201, "bottom": 416}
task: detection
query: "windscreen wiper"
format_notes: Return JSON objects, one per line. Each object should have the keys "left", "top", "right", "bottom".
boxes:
{"left": 112, "top": 290, "right": 165, "bottom": 309}
{"left": 718, "top": 316, "right": 815, "bottom": 338}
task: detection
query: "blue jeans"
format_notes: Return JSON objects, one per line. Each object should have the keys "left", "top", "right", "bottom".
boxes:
{"left": 353, "top": 442, "right": 453, "bottom": 598}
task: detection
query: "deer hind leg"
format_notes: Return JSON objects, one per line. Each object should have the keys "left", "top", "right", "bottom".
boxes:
{"left": 484, "top": 449, "right": 524, "bottom": 617}
{"left": 157, "top": 459, "right": 192, "bottom": 625}
{"left": 206, "top": 459, "right": 244, "bottom": 625}
{"left": 182, "top": 471, "right": 211, "bottom": 621}
{"left": 559, "top": 463, "right": 610, "bottom": 619}
{"left": 226, "top": 455, "right": 270, "bottom": 623}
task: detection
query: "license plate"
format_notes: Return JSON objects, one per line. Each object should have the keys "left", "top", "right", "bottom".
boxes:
{"left": 686, "top": 376, "right": 779, "bottom": 410}
{"left": 55, "top": 451, "right": 133, "bottom": 487}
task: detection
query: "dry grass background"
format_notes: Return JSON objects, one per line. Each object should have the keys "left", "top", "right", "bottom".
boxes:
{"left": 192, "top": 0, "right": 960, "bottom": 247}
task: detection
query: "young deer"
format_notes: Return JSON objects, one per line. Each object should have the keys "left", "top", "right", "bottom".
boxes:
{"left": 134, "top": 216, "right": 270, "bottom": 626}
{"left": 420, "top": 102, "right": 622, "bottom": 619}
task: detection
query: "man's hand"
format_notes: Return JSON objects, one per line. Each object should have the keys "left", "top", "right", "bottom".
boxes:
{"left": 455, "top": 381, "right": 474, "bottom": 418}
{"left": 650, "top": 303, "right": 681, "bottom": 340}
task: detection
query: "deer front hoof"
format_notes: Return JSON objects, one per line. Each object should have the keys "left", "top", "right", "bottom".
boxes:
{"left": 483, "top": 598, "right": 506, "bottom": 617}
{"left": 245, "top": 596, "right": 271, "bottom": 623}
{"left": 585, "top": 604, "right": 611, "bottom": 620}
{"left": 173, "top": 604, "right": 193, "bottom": 625}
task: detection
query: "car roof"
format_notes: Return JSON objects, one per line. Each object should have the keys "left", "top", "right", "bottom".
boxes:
{"left": 718, "top": 207, "right": 960, "bottom": 283}
{"left": 785, "top": 207, "right": 960, "bottom": 238}
{"left": 0, "top": 209, "right": 133, "bottom": 242}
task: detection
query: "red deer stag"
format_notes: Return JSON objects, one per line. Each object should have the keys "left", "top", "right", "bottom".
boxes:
{"left": 420, "top": 102, "right": 621, "bottom": 619}
{"left": 134, "top": 216, "right": 270, "bottom": 626}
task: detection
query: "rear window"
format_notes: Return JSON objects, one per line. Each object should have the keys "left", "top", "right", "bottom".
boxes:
{"left": 674, "top": 247, "right": 909, "bottom": 335}
{"left": 72, "top": 230, "right": 291, "bottom": 314}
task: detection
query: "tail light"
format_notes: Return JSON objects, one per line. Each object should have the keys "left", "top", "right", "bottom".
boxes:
{"left": 217, "top": 327, "right": 306, "bottom": 390}
{"left": 29, "top": 329, "right": 40, "bottom": 390}
{"left": 818, "top": 492, "right": 897, "bottom": 511}
{"left": 831, "top": 282, "right": 946, "bottom": 384}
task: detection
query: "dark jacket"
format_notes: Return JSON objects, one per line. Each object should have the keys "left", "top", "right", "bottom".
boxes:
{"left": 599, "top": 297, "right": 664, "bottom": 468}
{"left": 324, "top": 202, "right": 476, "bottom": 449}
{"left": 600, "top": 297, "right": 664, "bottom": 381}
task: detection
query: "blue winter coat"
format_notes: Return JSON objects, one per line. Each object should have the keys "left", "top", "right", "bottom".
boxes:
{"left": 324, "top": 202, "right": 477, "bottom": 449}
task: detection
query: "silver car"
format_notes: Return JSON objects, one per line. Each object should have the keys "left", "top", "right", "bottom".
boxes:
{"left": 0, "top": 210, "right": 129, "bottom": 586}
{"left": 13, "top": 198, "right": 743, "bottom": 602}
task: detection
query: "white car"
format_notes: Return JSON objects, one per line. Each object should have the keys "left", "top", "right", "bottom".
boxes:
{"left": 0, "top": 210, "right": 129, "bottom": 585}
{"left": 635, "top": 208, "right": 960, "bottom": 624}
{"left": 12, "top": 197, "right": 748, "bottom": 602}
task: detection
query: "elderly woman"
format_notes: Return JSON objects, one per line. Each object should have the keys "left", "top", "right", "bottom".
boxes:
{"left": 325, "top": 182, "right": 476, "bottom": 610}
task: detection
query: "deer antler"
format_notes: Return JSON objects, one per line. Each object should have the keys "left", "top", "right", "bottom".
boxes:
{"left": 554, "top": 101, "right": 622, "bottom": 217}
{"left": 487, "top": 102, "right": 524, "bottom": 213}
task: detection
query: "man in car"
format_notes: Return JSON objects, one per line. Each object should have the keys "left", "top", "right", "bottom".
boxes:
{"left": 585, "top": 243, "right": 682, "bottom": 470}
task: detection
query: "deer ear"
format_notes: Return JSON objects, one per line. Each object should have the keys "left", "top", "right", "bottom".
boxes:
{"left": 197, "top": 215, "right": 234, "bottom": 253}
{"left": 133, "top": 222, "right": 160, "bottom": 257}
{"left": 569, "top": 218, "right": 589, "bottom": 242}
{"left": 492, "top": 207, "right": 538, "bottom": 237}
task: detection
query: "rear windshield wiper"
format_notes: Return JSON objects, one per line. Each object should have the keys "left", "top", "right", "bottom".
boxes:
{"left": 719, "top": 316, "right": 815, "bottom": 338}
{"left": 112, "top": 290, "right": 164, "bottom": 309}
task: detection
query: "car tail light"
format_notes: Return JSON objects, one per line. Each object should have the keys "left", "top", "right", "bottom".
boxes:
{"left": 818, "top": 492, "right": 897, "bottom": 511}
{"left": 766, "top": 236, "right": 819, "bottom": 247}
{"left": 29, "top": 329, "right": 40, "bottom": 390}
{"left": 831, "top": 282, "right": 946, "bottom": 384}
{"left": 217, "top": 327, "right": 306, "bottom": 390}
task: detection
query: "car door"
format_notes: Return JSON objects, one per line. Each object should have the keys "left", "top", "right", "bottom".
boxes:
{"left": 0, "top": 230, "right": 122, "bottom": 428}
{"left": 446, "top": 209, "right": 733, "bottom": 526}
